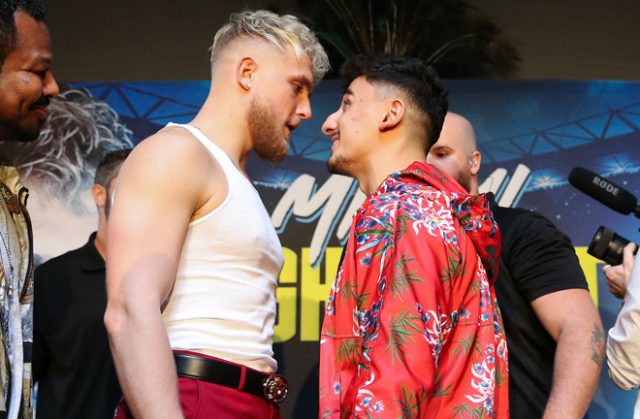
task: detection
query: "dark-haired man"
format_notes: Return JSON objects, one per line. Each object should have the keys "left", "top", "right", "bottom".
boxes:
{"left": 319, "top": 57, "right": 509, "bottom": 418}
{"left": 0, "top": 1, "right": 58, "bottom": 417}
{"left": 33, "top": 149, "right": 130, "bottom": 419}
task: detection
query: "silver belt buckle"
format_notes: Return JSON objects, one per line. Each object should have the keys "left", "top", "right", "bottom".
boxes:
{"left": 263, "top": 374, "right": 288, "bottom": 404}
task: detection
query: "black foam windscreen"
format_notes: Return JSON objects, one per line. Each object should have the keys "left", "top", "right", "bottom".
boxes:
{"left": 568, "top": 167, "right": 637, "bottom": 215}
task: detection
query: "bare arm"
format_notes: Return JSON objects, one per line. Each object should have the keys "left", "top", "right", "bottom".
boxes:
{"left": 104, "top": 132, "right": 215, "bottom": 419}
{"left": 531, "top": 289, "right": 605, "bottom": 419}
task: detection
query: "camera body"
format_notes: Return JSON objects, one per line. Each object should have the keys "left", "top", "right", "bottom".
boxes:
{"left": 588, "top": 226, "right": 637, "bottom": 265}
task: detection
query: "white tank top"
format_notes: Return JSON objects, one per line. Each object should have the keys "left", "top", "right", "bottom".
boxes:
{"left": 161, "top": 123, "right": 284, "bottom": 373}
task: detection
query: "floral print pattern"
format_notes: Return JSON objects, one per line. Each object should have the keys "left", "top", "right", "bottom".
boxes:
{"left": 320, "top": 162, "right": 508, "bottom": 418}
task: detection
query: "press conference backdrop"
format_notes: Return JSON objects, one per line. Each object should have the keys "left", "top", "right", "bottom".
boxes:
{"left": 53, "top": 79, "right": 638, "bottom": 418}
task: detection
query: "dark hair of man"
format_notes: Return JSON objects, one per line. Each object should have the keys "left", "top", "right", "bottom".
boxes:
{"left": 94, "top": 149, "right": 131, "bottom": 188}
{"left": 0, "top": 0, "right": 46, "bottom": 66}
{"left": 341, "top": 55, "right": 449, "bottom": 151}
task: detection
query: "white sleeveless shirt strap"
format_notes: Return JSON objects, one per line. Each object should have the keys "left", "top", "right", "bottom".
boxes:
{"left": 166, "top": 122, "right": 238, "bottom": 173}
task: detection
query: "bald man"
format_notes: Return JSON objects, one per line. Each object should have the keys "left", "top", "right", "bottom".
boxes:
{"left": 428, "top": 112, "right": 605, "bottom": 419}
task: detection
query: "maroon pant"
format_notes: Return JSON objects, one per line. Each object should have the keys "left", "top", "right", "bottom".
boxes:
{"left": 114, "top": 351, "right": 282, "bottom": 419}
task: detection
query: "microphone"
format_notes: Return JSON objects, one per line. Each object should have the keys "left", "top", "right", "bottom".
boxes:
{"left": 568, "top": 167, "right": 640, "bottom": 218}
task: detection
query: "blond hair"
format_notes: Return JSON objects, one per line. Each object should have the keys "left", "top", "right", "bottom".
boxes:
{"left": 210, "top": 10, "right": 329, "bottom": 83}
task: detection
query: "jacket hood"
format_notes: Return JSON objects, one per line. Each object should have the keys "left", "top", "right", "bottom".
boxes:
{"left": 389, "top": 161, "right": 501, "bottom": 282}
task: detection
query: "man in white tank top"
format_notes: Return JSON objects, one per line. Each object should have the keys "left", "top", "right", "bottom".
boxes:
{"left": 104, "top": 10, "right": 328, "bottom": 419}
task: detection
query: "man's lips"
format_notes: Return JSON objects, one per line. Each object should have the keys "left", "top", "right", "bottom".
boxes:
{"left": 30, "top": 97, "right": 50, "bottom": 118}
{"left": 331, "top": 136, "right": 340, "bottom": 152}
{"left": 31, "top": 105, "right": 48, "bottom": 119}
{"left": 284, "top": 122, "right": 300, "bottom": 142}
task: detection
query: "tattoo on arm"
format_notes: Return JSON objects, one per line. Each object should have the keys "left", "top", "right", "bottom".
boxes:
{"left": 590, "top": 325, "right": 605, "bottom": 366}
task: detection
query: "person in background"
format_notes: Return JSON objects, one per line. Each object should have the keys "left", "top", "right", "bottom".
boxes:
{"left": 33, "top": 149, "right": 130, "bottom": 419}
{"left": 603, "top": 242, "right": 639, "bottom": 418}
{"left": 1, "top": 87, "right": 133, "bottom": 264}
{"left": 428, "top": 111, "right": 605, "bottom": 418}
{"left": 0, "top": 1, "right": 58, "bottom": 417}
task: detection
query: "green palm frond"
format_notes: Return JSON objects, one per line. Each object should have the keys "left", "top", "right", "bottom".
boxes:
{"left": 396, "top": 213, "right": 411, "bottom": 239}
{"left": 472, "top": 406, "right": 486, "bottom": 419}
{"left": 496, "top": 364, "right": 507, "bottom": 386}
{"left": 386, "top": 310, "right": 422, "bottom": 363}
{"left": 452, "top": 334, "right": 482, "bottom": 359}
{"left": 389, "top": 253, "right": 423, "bottom": 297}
{"left": 452, "top": 404, "right": 472, "bottom": 418}
{"left": 469, "top": 279, "right": 481, "bottom": 295}
{"left": 337, "top": 338, "right": 361, "bottom": 364}
{"left": 286, "top": 0, "right": 520, "bottom": 79}
{"left": 396, "top": 385, "right": 428, "bottom": 419}
{"left": 439, "top": 246, "right": 463, "bottom": 286}
{"left": 341, "top": 280, "right": 369, "bottom": 308}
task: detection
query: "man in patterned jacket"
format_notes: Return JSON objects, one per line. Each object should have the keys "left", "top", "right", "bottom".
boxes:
{"left": 0, "top": 1, "right": 58, "bottom": 418}
{"left": 319, "top": 56, "right": 509, "bottom": 418}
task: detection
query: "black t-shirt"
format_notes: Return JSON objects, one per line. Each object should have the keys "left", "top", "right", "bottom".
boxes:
{"left": 33, "top": 233, "right": 121, "bottom": 419}
{"left": 492, "top": 204, "right": 588, "bottom": 419}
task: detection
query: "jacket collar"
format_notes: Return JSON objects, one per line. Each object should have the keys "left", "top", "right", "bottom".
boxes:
{"left": 79, "top": 232, "right": 105, "bottom": 272}
{"left": 377, "top": 161, "right": 501, "bottom": 283}
{"left": 0, "top": 165, "right": 23, "bottom": 195}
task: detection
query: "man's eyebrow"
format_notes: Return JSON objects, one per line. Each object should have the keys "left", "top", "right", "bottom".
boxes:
{"left": 430, "top": 145, "right": 449, "bottom": 152}
{"left": 344, "top": 88, "right": 354, "bottom": 97}
{"left": 30, "top": 55, "right": 52, "bottom": 67}
{"left": 292, "top": 75, "right": 313, "bottom": 91}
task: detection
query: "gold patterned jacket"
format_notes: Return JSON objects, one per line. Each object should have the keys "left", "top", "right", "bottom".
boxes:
{"left": 0, "top": 166, "right": 33, "bottom": 419}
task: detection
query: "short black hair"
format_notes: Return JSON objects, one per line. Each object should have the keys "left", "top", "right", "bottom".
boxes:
{"left": 0, "top": 0, "right": 46, "bottom": 66}
{"left": 94, "top": 149, "right": 131, "bottom": 188}
{"left": 341, "top": 54, "right": 449, "bottom": 150}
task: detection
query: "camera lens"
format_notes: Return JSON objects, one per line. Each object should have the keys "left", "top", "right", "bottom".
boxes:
{"left": 588, "top": 226, "right": 635, "bottom": 265}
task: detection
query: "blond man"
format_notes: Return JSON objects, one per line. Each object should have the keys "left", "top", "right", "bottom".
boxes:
{"left": 104, "top": 10, "right": 328, "bottom": 419}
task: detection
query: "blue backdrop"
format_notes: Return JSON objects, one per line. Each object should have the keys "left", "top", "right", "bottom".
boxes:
{"left": 77, "top": 79, "right": 640, "bottom": 418}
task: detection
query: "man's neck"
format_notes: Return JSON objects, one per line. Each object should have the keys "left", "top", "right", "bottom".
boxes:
{"left": 469, "top": 178, "right": 479, "bottom": 196}
{"left": 358, "top": 150, "right": 426, "bottom": 196}
{"left": 94, "top": 229, "right": 107, "bottom": 261}
{"left": 190, "top": 96, "right": 252, "bottom": 170}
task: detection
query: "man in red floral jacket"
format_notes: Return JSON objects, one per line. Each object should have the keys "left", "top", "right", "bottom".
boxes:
{"left": 319, "top": 56, "right": 509, "bottom": 418}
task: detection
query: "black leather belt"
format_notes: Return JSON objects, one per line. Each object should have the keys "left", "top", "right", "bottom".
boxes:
{"left": 173, "top": 353, "right": 288, "bottom": 404}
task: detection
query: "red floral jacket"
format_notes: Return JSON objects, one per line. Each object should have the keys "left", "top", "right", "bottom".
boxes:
{"left": 319, "top": 162, "right": 509, "bottom": 418}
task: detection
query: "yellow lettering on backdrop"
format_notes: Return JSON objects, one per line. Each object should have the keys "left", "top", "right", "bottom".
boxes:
{"left": 274, "top": 248, "right": 298, "bottom": 343}
{"left": 300, "top": 247, "right": 342, "bottom": 341}
{"left": 275, "top": 247, "right": 342, "bottom": 343}
{"left": 575, "top": 246, "right": 601, "bottom": 307}
{"left": 276, "top": 246, "right": 603, "bottom": 343}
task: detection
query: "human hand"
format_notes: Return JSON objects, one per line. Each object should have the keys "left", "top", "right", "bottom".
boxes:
{"left": 603, "top": 243, "right": 637, "bottom": 299}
